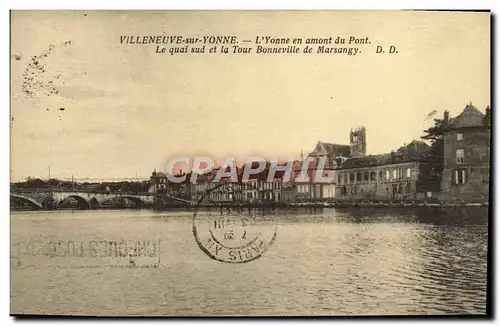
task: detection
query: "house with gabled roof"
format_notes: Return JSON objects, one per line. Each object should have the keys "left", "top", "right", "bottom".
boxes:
{"left": 308, "top": 141, "right": 351, "bottom": 169}
{"left": 289, "top": 140, "right": 351, "bottom": 201}
{"left": 440, "top": 103, "right": 491, "bottom": 202}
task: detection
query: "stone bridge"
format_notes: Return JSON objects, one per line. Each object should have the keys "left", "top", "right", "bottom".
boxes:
{"left": 10, "top": 189, "right": 193, "bottom": 210}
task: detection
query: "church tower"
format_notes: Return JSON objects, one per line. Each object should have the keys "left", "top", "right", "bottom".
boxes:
{"left": 350, "top": 127, "right": 366, "bottom": 158}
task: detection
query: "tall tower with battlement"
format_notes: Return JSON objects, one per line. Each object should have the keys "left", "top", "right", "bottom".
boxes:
{"left": 350, "top": 127, "right": 366, "bottom": 158}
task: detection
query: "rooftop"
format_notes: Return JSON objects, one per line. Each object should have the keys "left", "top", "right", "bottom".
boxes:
{"left": 309, "top": 141, "right": 350, "bottom": 158}
{"left": 448, "top": 103, "right": 490, "bottom": 130}
{"left": 151, "top": 170, "right": 167, "bottom": 178}
{"left": 339, "top": 140, "right": 430, "bottom": 170}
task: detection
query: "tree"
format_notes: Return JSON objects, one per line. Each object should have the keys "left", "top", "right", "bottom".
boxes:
{"left": 47, "top": 178, "right": 60, "bottom": 187}
{"left": 421, "top": 116, "right": 448, "bottom": 192}
{"left": 25, "top": 178, "right": 46, "bottom": 188}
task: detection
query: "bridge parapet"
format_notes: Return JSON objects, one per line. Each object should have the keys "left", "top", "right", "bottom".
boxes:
{"left": 11, "top": 190, "right": 53, "bottom": 202}
{"left": 11, "top": 188, "right": 194, "bottom": 208}
{"left": 12, "top": 188, "right": 159, "bottom": 196}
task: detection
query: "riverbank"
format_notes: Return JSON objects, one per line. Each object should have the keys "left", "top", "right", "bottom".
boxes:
{"left": 11, "top": 200, "right": 489, "bottom": 211}
{"left": 186, "top": 201, "right": 490, "bottom": 209}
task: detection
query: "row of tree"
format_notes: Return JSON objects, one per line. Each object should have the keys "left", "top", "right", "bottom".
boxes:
{"left": 11, "top": 178, "right": 151, "bottom": 193}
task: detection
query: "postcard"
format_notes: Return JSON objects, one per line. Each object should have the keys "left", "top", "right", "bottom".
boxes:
{"left": 10, "top": 10, "right": 491, "bottom": 317}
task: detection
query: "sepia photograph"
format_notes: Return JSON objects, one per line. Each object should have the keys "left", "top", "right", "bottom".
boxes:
{"left": 9, "top": 10, "right": 491, "bottom": 317}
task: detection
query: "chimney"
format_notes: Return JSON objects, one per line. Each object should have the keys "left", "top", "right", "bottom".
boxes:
{"left": 484, "top": 106, "right": 491, "bottom": 126}
{"left": 443, "top": 110, "right": 449, "bottom": 126}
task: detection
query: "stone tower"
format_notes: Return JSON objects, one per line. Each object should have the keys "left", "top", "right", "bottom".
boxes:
{"left": 350, "top": 127, "right": 366, "bottom": 158}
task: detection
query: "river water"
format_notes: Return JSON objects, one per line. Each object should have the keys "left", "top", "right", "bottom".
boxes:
{"left": 10, "top": 208, "right": 488, "bottom": 316}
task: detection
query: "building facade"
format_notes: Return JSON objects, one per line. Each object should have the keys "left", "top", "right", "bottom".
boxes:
{"left": 282, "top": 184, "right": 297, "bottom": 202}
{"left": 148, "top": 170, "right": 167, "bottom": 193}
{"left": 336, "top": 161, "right": 427, "bottom": 201}
{"left": 241, "top": 179, "right": 282, "bottom": 203}
{"left": 292, "top": 140, "right": 352, "bottom": 201}
{"left": 335, "top": 140, "right": 432, "bottom": 201}
{"left": 190, "top": 180, "right": 212, "bottom": 201}
{"left": 189, "top": 165, "right": 284, "bottom": 203}
{"left": 440, "top": 104, "right": 491, "bottom": 202}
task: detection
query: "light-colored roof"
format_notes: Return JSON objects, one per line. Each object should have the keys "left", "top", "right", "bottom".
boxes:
{"left": 309, "top": 141, "right": 350, "bottom": 158}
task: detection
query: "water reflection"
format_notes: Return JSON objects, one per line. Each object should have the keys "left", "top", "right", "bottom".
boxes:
{"left": 11, "top": 208, "right": 488, "bottom": 316}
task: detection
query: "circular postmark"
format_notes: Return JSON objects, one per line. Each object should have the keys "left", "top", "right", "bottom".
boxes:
{"left": 192, "top": 183, "right": 277, "bottom": 263}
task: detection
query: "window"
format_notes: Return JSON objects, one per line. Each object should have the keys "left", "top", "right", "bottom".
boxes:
{"left": 406, "top": 183, "right": 411, "bottom": 194}
{"left": 344, "top": 174, "right": 348, "bottom": 184}
{"left": 456, "top": 149, "right": 464, "bottom": 164}
{"left": 457, "top": 133, "right": 463, "bottom": 141}
{"left": 386, "top": 170, "right": 390, "bottom": 180}
{"left": 356, "top": 172, "right": 362, "bottom": 183}
{"left": 406, "top": 168, "right": 411, "bottom": 179}
{"left": 370, "top": 171, "right": 376, "bottom": 182}
{"left": 393, "top": 169, "right": 398, "bottom": 179}
{"left": 364, "top": 171, "right": 369, "bottom": 182}
{"left": 349, "top": 173, "right": 355, "bottom": 183}
{"left": 454, "top": 168, "right": 467, "bottom": 185}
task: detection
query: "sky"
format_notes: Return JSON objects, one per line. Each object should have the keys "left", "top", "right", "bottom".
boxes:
{"left": 10, "top": 11, "right": 490, "bottom": 182}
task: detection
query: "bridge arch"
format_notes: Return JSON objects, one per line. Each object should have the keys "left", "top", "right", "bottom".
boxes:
{"left": 59, "top": 195, "right": 92, "bottom": 210}
{"left": 120, "top": 196, "right": 147, "bottom": 209}
{"left": 10, "top": 194, "right": 43, "bottom": 210}
{"left": 89, "top": 197, "right": 100, "bottom": 209}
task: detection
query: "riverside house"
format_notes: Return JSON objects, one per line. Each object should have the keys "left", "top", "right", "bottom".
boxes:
{"left": 335, "top": 140, "right": 433, "bottom": 201}
{"left": 439, "top": 104, "right": 491, "bottom": 203}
